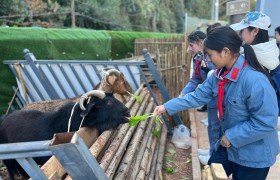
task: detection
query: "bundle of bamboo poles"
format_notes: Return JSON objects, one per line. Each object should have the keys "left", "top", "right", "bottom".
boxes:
{"left": 38, "top": 86, "right": 168, "bottom": 180}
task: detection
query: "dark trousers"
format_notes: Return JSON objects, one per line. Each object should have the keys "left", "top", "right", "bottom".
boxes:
{"left": 231, "top": 162, "right": 269, "bottom": 180}
{"left": 208, "top": 146, "right": 270, "bottom": 180}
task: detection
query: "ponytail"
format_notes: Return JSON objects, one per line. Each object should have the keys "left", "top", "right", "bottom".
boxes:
{"left": 242, "top": 43, "right": 274, "bottom": 85}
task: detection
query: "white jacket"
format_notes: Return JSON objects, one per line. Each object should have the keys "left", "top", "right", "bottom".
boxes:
{"left": 252, "top": 39, "right": 280, "bottom": 70}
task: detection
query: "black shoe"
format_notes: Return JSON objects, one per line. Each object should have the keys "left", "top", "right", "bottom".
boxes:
{"left": 197, "top": 105, "right": 207, "bottom": 112}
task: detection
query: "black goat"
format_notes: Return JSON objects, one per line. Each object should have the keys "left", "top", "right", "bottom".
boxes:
{"left": 0, "top": 90, "right": 130, "bottom": 180}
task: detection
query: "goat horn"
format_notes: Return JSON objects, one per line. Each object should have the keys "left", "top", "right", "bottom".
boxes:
{"left": 104, "top": 69, "right": 122, "bottom": 85}
{"left": 79, "top": 90, "right": 106, "bottom": 110}
{"left": 106, "top": 68, "right": 121, "bottom": 75}
{"left": 97, "top": 68, "right": 112, "bottom": 75}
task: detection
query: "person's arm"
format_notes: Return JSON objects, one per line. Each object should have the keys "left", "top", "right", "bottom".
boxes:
{"left": 181, "top": 56, "right": 203, "bottom": 95}
{"left": 165, "top": 74, "right": 216, "bottom": 116}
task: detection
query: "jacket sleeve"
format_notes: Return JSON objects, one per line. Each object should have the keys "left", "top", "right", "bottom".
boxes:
{"left": 225, "top": 75, "right": 278, "bottom": 148}
{"left": 181, "top": 58, "right": 202, "bottom": 95}
{"left": 165, "top": 74, "right": 216, "bottom": 115}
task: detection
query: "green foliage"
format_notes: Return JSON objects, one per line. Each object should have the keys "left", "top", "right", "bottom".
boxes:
{"left": 184, "top": 0, "right": 212, "bottom": 19}
{"left": 0, "top": 0, "right": 30, "bottom": 25}
{"left": 1, "top": 0, "right": 236, "bottom": 32}
{"left": 0, "top": 0, "right": 186, "bottom": 33}
{"left": 63, "top": 0, "right": 132, "bottom": 30}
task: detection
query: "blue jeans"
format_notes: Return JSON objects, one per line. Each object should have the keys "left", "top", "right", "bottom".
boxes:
{"left": 207, "top": 107, "right": 220, "bottom": 154}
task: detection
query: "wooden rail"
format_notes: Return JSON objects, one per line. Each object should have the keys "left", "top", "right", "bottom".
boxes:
{"left": 134, "top": 35, "right": 192, "bottom": 126}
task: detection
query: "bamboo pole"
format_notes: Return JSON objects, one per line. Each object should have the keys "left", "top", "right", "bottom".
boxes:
{"left": 128, "top": 109, "right": 157, "bottom": 180}
{"left": 148, "top": 140, "right": 160, "bottom": 180}
{"left": 114, "top": 98, "right": 154, "bottom": 179}
{"left": 105, "top": 92, "right": 150, "bottom": 179}
{"left": 90, "top": 130, "right": 114, "bottom": 158}
{"left": 135, "top": 122, "right": 156, "bottom": 179}
{"left": 100, "top": 89, "right": 148, "bottom": 172}
{"left": 6, "top": 87, "right": 19, "bottom": 115}
{"left": 146, "top": 119, "right": 163, "bottom": 175}
{"left": 136, "top": 118, "right": 162, "bottom": 180}
{"left": 155, "top": 124, "right": 168, "bottom": 180}
{"left": 15, "top": 63, "right": 29, "bottom": 105}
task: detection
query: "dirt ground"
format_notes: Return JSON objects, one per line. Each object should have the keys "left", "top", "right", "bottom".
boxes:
{"left": 162, "top": 135, "right": 192, "bottom": 180}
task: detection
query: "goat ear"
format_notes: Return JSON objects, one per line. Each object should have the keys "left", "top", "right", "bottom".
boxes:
{"left": 107, "top": 75, "right": 118, "bottom": 86}
{"left": 80, "top": 102, "right": 95, "bottom": 117}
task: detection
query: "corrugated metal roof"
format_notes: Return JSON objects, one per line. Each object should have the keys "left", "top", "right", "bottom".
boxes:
{"left": 4, "top": 50, "right": 145, "bottom": 105}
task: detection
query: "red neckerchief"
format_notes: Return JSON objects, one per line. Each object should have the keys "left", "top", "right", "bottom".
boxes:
{"left": 216, "top": 60, "right": 247, "bottom": 120}
{"left": 193, "top": 55, "right": 203, "bottom": 87}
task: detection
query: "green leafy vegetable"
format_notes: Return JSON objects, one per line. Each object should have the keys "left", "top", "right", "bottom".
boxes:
{"left": 129, "top": 113, "right": 163, "bottom": 127}
{"left": 167, "top": 148, "right": 176, "bottom": 155}
{"left": 127, "top": 91, "right": 142, "bottom": 104}
{"left": 165, "top": 156, "right": 173, "bottom": 163}
{"left": 153, "top": 128, "right": 161, "bottom": 139}
{"left": 155, "top": 116, "right": 163, "bottom": 124}
{"left": 166, "top": 167, "right": 174, "bottom": 174}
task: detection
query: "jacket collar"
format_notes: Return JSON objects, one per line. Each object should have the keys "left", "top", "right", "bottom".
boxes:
{"left": 216, "top": 55, "right": 246, "bottom": 82}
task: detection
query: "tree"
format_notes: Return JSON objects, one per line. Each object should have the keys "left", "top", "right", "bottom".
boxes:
{"left": 0, "top": 0, "right": 30, "bottom": 26}
{"left": 0, "top": 0, "right": 185, "bottom": 32}
{"left": 184, "top": 0, "right": 212, "bottom": 19}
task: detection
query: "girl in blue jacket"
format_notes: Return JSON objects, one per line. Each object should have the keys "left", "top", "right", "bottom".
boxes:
{"left": 153, "top": 26, "right": 279, "bottom": 179}
{"left": 181, "top": 31, "right": 218, "bottom": 160}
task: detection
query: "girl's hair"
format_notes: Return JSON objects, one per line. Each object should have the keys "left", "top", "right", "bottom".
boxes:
{"left": 204, "top": 26, "right": 273, "bottom": 84}
{"left": 206, "top": 22, "right": 221, "bottom": 35}
{"left": 276, "top": 26, "right": 280, "bottom": 34}
{"left": 188, "top": 30, "right": 206, "bottom": 43}
{"left": 241, "top": 26, "right": 269, "bottom": 45}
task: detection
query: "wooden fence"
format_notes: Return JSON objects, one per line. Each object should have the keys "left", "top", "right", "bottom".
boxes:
{"left": 134, "top": 34, "right": 192, "bottom": 126}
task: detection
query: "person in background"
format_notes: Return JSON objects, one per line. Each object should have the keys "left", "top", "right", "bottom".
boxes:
{"left": 206, "top": 22, "right": 221, "bottom": 35}
{"left": 154, "top": 26, "right": 279, "bottom": 179}
{"left": 275, "top": 26, "right": 280, "bottom": 49}
{"left": 181, "top": 30, "right": 210, "bottom": 113}
{"left": 194, "top": 22, "right": 222, "bottom": 113}
{"left": 230, "top": 11, "right": 280, "bottom": 116}
{"left": 196, "top": 22, "right": 222, "bottom": 164}
{"left": 180, "top": 30, "right": 219, "bottom": 165}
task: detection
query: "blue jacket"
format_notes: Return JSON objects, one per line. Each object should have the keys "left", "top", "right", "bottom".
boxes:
{"left": 271, "top": 64, "right": 280, "bottom": 115}
{"left": 165, "top": 55, "right": 279, "bottom": 168}
{"left": 181, "top": 53, "right": 216, "bottom": 108}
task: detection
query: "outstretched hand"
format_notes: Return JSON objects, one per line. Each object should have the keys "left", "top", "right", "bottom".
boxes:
{"left": 153, "top": 105, "right": 166, "bottom": 116}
